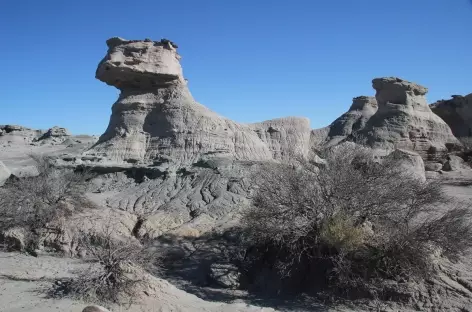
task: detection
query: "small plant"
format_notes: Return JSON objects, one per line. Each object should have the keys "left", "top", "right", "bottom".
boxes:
{"left": 54, "top": 220, "right": 158, "bottom": 305}
{"left": 0, "top": 155, "right": 94, "bottom": 251}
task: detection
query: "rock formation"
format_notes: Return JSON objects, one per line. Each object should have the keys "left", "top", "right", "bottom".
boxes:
{"left": 323, "top": 96, "right": 378, "bottom": 147}
{"left": 0, "top": 161, "right": 11, "bottom": 186}
{"left": 249, "top": 117, "right": 311, "bottom": 159}
{"left": 90, "top": 37, "right": 303, "bottom": 164}
{"left": 385, "top": 148, "right": 426, "bottom": 182}
{"left": 357, "top": 77, "right": 460, "bottom": 158}
{"left": 431, "top": 93, "right": 472, "bottom": 138}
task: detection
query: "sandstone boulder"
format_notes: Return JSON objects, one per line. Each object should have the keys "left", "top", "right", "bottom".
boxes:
{"left": 431, "top": 94, "right": 472, "bottom": 138}
{"left": 0, "top": 161, "right": 11, "bottom": 186}
{"left": 357, "top": 77, "right": 460, "bottom": 159}
{"left": 385, "top": 148, "right": 426, "bottom": 182}
{"left": 424, "top": 162, "right": 443, "bottom": 172}
{"left": 443, "top": 155, "right": 469, "bottom": 171}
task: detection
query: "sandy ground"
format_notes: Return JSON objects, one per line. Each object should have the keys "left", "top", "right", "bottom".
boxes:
{"left": 0, "top": 252, "right": 286, "bottom": 312}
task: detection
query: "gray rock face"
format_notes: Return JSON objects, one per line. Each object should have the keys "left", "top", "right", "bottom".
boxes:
{"left": 324, "top": 96, "right": 378, "bottom": 146}
{"left": 208, "top": 263, "right": 241, "bottom": 289}
{"left": 431, "top": 94, "right": 472, "bottom": 138}
{"left": 0, "top": 161, "right": 11, "bottom": 186}
{"left": 385, "top": 148, "right": 426, "bottom": 182}
{"left": 90, "top": 38, "right": 309, "bottom": 164}
{"left": 443, "top": 155, "right": 469, "bottom": 171}
{"left": 358, "top": 77, "right": 460, "bottom": 158}
{"left": 40, "top": 126, "right": 70, "bottom": 138}
{"left": 249, "top": 117, "right": 311, "bottom": 159}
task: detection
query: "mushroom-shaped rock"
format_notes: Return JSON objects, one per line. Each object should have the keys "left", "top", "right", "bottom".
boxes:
{"left": 90, "top": 37, "right": 316, "bottom": 164}
{"left": 357, "top": 77, "right": 459, "bottom": 159}
{"left": 96, "top": 37, "right": 184, "bottom": 90}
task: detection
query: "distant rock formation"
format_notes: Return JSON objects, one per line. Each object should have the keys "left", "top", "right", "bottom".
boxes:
{"left": 90, "top": 38, "right": 310, "bottom": 164}
{"left": 357, "top": 77, "right": 460, "bottom": 158}
{"left": 324, "top": 96, "right": 378, "bottom": 147}
{"left": 249, "top": 117, "right": 311, "bottom": 159}
{"left": 431, "top": 94, "right": 472, "bottom": 138}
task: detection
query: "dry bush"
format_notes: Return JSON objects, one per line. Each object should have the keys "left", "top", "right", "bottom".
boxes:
{"left": 53, "top": 221, "right": 159, "bottom": 304}
{"left": 0, "top": 155, "right": 94, "bottom": 249}
{"left": 242, "top": 144, "right": 472, "bottom": 297}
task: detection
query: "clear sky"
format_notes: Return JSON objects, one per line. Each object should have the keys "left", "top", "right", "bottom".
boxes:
{"left": 1, "top": 0, "right": 471, "bottom": 135}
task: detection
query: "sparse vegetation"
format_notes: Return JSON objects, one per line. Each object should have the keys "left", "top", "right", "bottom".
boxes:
{"left": 53, "top": 221, "right": 159, "bottom": 305}
{"left": 0, "top": 155, "right": 94, "bottom": 251}
{"left": 242, "top": 144, "right": 472, "bottom": 298}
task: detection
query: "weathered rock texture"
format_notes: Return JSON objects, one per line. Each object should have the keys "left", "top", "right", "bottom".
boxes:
{"left": 249, "top": 117, "right": 311, "bottom": 159}
{"left": 324, "top": 96, "right": 378, "bottom": 146}
{"left": 90, "top": 37, "right": 297, "bottom": 164}
{"left": 431, "top": 94, "right": 472, "bottom": 138}
{"left": 0, "top": 161, "right": 11, "bottom": 186}
{"left": 357, "top": 77, "right": 460, "bottom": 158}
{"left": 385, "top": 148, "right": 426, "bottom": 182}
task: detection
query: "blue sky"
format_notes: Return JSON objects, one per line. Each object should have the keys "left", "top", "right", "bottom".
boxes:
{"left": 1, "top": 0, "right": 471, "bottom": 135}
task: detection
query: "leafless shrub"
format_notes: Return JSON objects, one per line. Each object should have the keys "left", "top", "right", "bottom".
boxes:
{"left": 242, "top": 144, "right": 472, "bottom": 297}
{"left": 0, "top": 154, "right": 94, "bottom": 249}
{"left": 53, "top": 221, "right": 159, "bottom": 305}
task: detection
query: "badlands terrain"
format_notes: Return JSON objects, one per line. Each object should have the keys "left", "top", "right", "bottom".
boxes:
{"left": 1, "top": 37, "right": 472, "bottom": 312}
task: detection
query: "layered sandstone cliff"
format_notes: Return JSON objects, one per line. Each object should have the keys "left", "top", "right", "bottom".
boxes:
{"left": 90, "top": 38, "right": 313, "bottom": 164}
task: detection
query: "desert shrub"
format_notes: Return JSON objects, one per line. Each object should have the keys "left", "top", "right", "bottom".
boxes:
{"left": 0, "top": 155, "right": 94, "bottom": 249}
{"left": 242, "top": 144, "right": 472, "bottom": 298}
{"left": 53, "top": 222, "right": 158, "bottom": 304}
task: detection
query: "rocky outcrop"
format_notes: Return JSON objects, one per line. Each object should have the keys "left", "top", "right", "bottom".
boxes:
{"left": 431, "top": 94, "right": 472, "bottom": 138}
{"left": 324, "top": 96, "right": 378, "bottom": 146}
{"left": 249, "top": 117, "right": 311, "bottom": 159}
{"left": 310, "top": 126, "right": 330, "bottom": 150}
{"left": 90, "top": 37, "right": 283, "bottom": 164}
{"left": 0, "top": 161, "right": 11, "bottom": 186}
{"left": 443, "top": 155, "right": 469, "bottom": 171}
{"left": 385, "top": 148, "right": 426, "bottom": 182}
{"left": 0, "top": 125, "right": 42, "bottom": 145}
{"left": 357, "top": 77, "right": 460, "bottom": 158}
{"left": 38, "top": 126, "right": 70, "bottom": 139}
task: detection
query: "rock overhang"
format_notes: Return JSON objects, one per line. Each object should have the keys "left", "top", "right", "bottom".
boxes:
{"left": 96, "top": 37, "right": 184, "bottom": 90}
